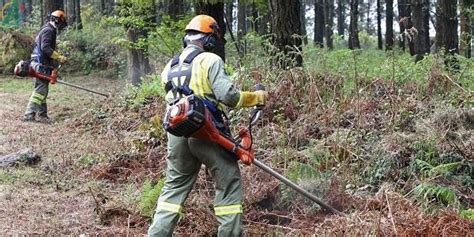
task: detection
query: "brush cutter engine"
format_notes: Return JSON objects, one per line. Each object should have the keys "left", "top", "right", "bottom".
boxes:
{"left": 14, "top": 60, "right": 31, "bottom": 77}
{"left": 14, "top": 60, "right": 58, "bottom": 84}
{"left": 163, "top": 95, "right": 207, "bottom": 137}
{"left": 163, "top": 95, "right": 255, "bottom": 165}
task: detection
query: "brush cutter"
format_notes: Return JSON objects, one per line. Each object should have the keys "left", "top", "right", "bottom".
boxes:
{"left": 14, "top": 60, "right": 109, "bottom": 97}
{"left": 163, "top": 85, "right": 345, "bottom": 216}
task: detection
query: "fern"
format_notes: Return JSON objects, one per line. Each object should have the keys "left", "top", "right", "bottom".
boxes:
{"left": 415, "top": 159, "right": 433, "bottom": 176}
{"left": 459, "top": 209, "right": 474, "bottom": 221}
{"left": 287, "top": 161, "right": 319, "bottom": 182}
{"left": 415, "top": 159, "right": 462, "bottom": 178}
{"left": 412, "top": 183, "right": 457, "bottom": 205}
{"left": 138, "top": 179, "right": 165, "bottom": 217}
{"left": 429, "top": 161, "right": 462, "bottom": 177}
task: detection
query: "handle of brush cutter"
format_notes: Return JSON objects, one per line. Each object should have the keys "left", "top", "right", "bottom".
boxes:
{"left": 251, "top": 84, "right": 265, "bottom": 125}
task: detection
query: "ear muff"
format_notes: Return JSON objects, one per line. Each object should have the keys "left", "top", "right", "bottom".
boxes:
{"left": 182, "top": 36, "right": 188, "bottom": 48}
{"left": 202, "top": 34, "right": 217, "bottom": 51}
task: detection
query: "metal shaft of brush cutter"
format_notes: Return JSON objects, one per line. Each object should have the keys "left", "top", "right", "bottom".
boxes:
{"left": 249, "top": 85, "right": 345, "bottom": 216}
{"left": 55, "top": 64, "right": 109, "bottom": 97}
{"left": 56, "top": 79, "right": 109, "bottom": 97}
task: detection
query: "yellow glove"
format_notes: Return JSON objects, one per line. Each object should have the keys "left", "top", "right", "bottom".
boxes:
{"left": 51, "top": 51, "right": 67, "bottom": 63}
{"left": 237, "top": 90, "right": 268, "bottom": 108}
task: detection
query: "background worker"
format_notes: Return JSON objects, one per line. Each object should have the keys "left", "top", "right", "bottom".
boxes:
{"left": 23, "top": 10, "right": 67, "bottom": 123}
{"left": 148, "top": 15, "right": 267, "bottom": 237}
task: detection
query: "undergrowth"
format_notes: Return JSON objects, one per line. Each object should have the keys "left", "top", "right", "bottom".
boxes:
{"left": 138, "top": 179, "right": 165, "bottom": 218}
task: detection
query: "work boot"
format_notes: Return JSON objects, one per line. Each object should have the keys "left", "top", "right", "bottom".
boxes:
{"left": 37, "top": 115, "right": 53, "bottom": 124}
{"left": 22, "top": 114, "right": 35, "bottom": 122}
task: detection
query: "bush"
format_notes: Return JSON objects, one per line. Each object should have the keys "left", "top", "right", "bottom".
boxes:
{"left": 59, "top": 4, "right": 125, "bottom": 76}
{"left": 125, "top": 74, "right": 165, "bottom": 108}
{"left": 138, "top": 179, "right": 165, "bottom": 217}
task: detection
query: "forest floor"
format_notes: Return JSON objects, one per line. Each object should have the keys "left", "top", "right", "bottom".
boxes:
{"left": 0, "top": 75, "right": 472, "bottom": 236}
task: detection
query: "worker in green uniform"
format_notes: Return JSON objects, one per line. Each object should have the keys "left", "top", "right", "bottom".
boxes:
{"left": 148, "top": 15, "right": 267, "bottom": 237}
{"left": 23, "top": 10, "right": 67, "bottom": 123}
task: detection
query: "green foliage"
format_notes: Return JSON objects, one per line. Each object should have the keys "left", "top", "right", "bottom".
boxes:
{"left": 126, "top": 74, "right": 165, "bottom": 108}
{"left": 138, "top": 179, "right": 165, "bottom": 217}
{"left": 412, "top": 183, "right": 457, "bottom": 206}
{"left": 59, "top": 4, "right": 125, "bottom": 76}
{"left": 412, "top": 138, "right": 439, "bottom": 164}
{"left": 108, "top": 0, "right": 157, "bottom": 51}
{"left": 459, "top": 209, "right": 474, "bottom": 221}
{"left": 78, "top": 154, "right": 108, "bottom": 167}
{"left": 148, "top": 15, "right": 192, "bottom": 58}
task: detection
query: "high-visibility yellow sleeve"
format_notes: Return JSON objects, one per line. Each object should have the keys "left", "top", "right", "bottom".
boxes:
{"left": 236, "top": 90, "right": 267, "bottom": 108}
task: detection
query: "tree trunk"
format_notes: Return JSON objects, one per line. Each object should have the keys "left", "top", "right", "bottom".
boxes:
{"left": 127, "top": 28, "right": 143, "bottom": 87}
{"left": 25, "top": 0, "right": 33, "bottom": 17}
{"left": 460, "top": 0, "right": 472, "bottom": 58}
{"left": 314, "top": 0, "right": 325, "bottom": 47}
{"left": 251, "top": 3, "right": 259, "bottom": 33}
{"left": 412, "top": 0, "right": 430, "bottom": 61}
{"left": 40, "top": 0, "right": 43, "bottom": 26}
{"left": 385, "top": 0, "right": 394, "bottom": 50}
{"left": 42, "top": 0, "right": 63, "bottom": 24}
{"left": 269, "top": 0, "right": 303, "bottom": 68}
{"left": 74, "top": 0, "right": 82, "bottom": 30}
{"left": 167, "top": 0, "right": 185, "bottom": 19}
{"left": 349, "top": 0, "right": 360, "bottom": 49}
{"left": 324, "top": 0, "right": 334, "bottom": 49}
{"left": 376, "top": 0, "right": 382, "bottom": 49}
{"left": 195, "top": 1, "right": 226, "bottom": 61}
{"left": 258, "top": 7, "right": 270, "bottom": 35}
{"left": 66, "top": 0, "right": 76, "bottom": 27}
{"left": 0, "top": 149, "right": 40, "bottom": 167}
{"left": 225, "top": 1, "right": 234, "bottom": 33}
{"left": 237, "top": 0, "right": 246, "bottom": 54}
{"left": 100, "top": 0, "right": 105, "bottom": 14}
{"left": 366, "top": 0, "right": 372, "bottom": 34}
{"left": 435, "top": 0, "right": 459, "bottom": 55}
{"left": 300, "top": 1, "right": 308, "bottom": 45}
{"left": 398, "top": 0, "right": 415, "bottom": 54}
{"left": 337, "top": 0, "right": 345, "bottom": 36}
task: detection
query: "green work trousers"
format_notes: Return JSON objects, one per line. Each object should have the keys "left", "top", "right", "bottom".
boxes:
{"left": 148, "top": 133, "right": 243, "bottom": 237}
{"left": 24, "top": 77, "right": 49, "bottom": 118}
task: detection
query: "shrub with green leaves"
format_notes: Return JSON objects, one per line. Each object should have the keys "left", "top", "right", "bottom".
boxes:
{"left": 126, "top": 74, "right": 165, "bottom": 108}
{"left": 138, "top": 179, "right": 165, "bottom": 217}
{"left": 59, "top": 4, "right": 125, "bottom": 76}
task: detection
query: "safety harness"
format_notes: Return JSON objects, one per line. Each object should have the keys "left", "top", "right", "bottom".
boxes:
{"left": 164, "top": 48, "right": 230, "bottom": 135}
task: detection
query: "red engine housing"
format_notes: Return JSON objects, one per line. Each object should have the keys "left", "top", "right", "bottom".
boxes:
{"left": 164, "top": 95, "right": 254, "bottom": 165}
{"left": 14, "top": 60, "right": 58, "bottom": 84}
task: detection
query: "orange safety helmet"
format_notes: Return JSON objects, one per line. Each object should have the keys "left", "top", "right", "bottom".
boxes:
{"left": 185, "top": 15, "right": 219, "bottom": 34}
{"left": 51, "top": 10, "right": 66, "bottom": 22}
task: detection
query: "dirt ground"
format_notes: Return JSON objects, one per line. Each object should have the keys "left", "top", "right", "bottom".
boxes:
{"left": 0, "top": 75, "right": 148, "bottom": 235}
{"left": 1, "top": 75, "right": 472, "bottom": 236}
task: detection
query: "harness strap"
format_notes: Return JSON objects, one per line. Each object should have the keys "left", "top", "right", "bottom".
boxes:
{"left": 165, "top": 48, "right": 204, "bottom": 98}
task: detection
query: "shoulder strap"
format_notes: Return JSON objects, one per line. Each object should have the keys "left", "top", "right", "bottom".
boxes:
{"left": 165, "top": 49, "right": 204, "bottom": 98}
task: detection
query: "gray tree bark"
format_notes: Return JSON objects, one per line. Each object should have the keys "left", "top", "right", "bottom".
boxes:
{"left": 385, "top": 0, "right": 394, "bottom": 50}
{"left": 314, "top": 0, "right": 325, "bottom": 47}
{"left": 349, "top": 0, "right": 360, "bottom": 49}
{"left": 411, "top": 0, "right": 430, "bottom": 61}
{"left": 398, "top": 0, "right": 415, "bottom": 54}
{"left": 0, "top": 149, "right": 40, "bottom": 168}
{"left": 460, "top": 0, "right": 472, "bottom": 58}
{"left": 195, "top": 1, "right": 227, "bottom": 61}
{"left": 42, "top": 0, "right": 63, "bottom": 24}
{"left": 269, "top": 0, "right": 303, "bottom": 68}
{"left": 435, "top": 0, "right": 459, "bottom": 54}
{"left": 324, "top": 0, "right": 334, "bottom": 49}
{"left": 376, "top": 0, "right": 382, "bottom": 49}
{"left": 337, "top": 0, "right": 345, "bottom": 36}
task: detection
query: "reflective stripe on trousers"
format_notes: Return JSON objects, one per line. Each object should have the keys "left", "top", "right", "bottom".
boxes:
{"left": 29, "top": 92, "right": 45, "bottom": 104}
{"left": 156, "top": 201, "right": 182, "bottom": 213}
{"left": 214, "top": 204, "right": 243, "bottom": 216}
